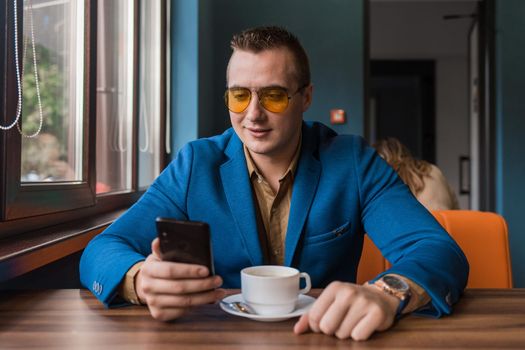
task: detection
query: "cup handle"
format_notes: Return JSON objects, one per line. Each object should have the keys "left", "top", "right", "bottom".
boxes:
{"left": 299, "top": 272, "right": 311, "bottom": 294}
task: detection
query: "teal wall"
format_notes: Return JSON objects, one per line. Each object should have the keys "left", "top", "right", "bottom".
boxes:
{"left": 170, "top": 0, "right": 365, "bottom": 153}
{"left": 495, "top": 0, "right": 525, "bottom": 287}
{"left": 170, "top": 0, "right": 200, "bottom": 152}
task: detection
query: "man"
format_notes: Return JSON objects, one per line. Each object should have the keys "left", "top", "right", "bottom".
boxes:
{"left": 80, "top": 26, "right": 468, "bottom": 341}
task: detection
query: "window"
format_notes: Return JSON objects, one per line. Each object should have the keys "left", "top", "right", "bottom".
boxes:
{"left": 0, "top": 0, "right": 169, "bottom": 237}
{"left": 96, "top": 0, "right": 135, "bottom": 194}
{"left": 138, "top": 0, "right": 165, "bottom": 189}
{"left": 20, "top": 0, "right": 85, "bottom": 183}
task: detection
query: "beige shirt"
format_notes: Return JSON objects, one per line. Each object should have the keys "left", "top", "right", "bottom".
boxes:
{"left": 243, "top": 142, "right": 301, "bottom": 265}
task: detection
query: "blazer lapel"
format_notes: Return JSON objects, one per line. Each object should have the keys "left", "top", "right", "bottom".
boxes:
{"left": 284, "top": 125, "right": 321, "bottom": 266}
{"left": 220, "top": 134, "right": 264, "bottom": 266}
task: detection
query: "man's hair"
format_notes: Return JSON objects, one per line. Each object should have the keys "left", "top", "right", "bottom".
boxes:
{"left": 229, "top": 26, "right": 311, "bottom": 88}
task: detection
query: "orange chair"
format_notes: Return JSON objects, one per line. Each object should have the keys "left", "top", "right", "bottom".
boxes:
{"left": 357, "top": 210, "right": 513, "bottom": 288}
{"left": 356, "top": 233, "right": 387, "bottom": 285}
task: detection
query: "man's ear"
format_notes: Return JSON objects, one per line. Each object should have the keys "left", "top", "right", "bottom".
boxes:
{"left": 302, "top": 84, "right": 313, "bottom": 112}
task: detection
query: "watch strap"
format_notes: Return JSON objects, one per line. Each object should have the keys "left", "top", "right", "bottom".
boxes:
{"left": 371, "top": 276, "right": 412, "bottom": 319}
{"left": 394, "top": 291, "right": 411, "bottom": 319}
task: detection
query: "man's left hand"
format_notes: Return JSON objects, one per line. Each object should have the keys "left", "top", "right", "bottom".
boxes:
{"left": 294, "top": 281, "right": 400, "bottom": 341}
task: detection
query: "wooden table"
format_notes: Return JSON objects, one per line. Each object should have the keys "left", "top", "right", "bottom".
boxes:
{"left": 0, "top": 289, "right": 524, "bottom": 349}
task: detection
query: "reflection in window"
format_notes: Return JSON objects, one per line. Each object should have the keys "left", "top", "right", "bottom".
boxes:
{"left": 138, "top": 0, "right": 163, "bottom": 188}
{"left": 96, "top": 0, "right": 134, "bottom": 194}
{"left": 20, "top": 0, "right": 84, "bottom": 182}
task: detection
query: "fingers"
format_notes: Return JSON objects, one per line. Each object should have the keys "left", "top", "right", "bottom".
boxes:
{"left": 294, "top": 281, "right": 346, "bottom": 335}
{"left": 147, "top": 289, "right": 226, "bottom": 322}
{"left": 318, "top": 295, "right": 353, "bottom": 336}
{"left": 293, "top": 313, "right": 310, "bottom": 334}
{"left": 293, "top": 282, "right": 396, "bottom": 341}
{"left": 138, "top": 244, "right": 221, "bottom": 322}
{"left": 142, "top": 274, "right": 223, "bottom": 295}
{"left": 147, "top": 288, "right": 225, "bottom": 310}
{"left": 151, "top": 238, "right": 162, "bottom": 259}
{"left": 149, "top": 306, "right": 187, "bottom": 321}
{"left": 305, "top": 281, "right": 340, "bottom": 333}
{"left": 142, "top": 258, "right": 210, "bottom": 280}
{"left": 333, "top": 302, "right": 370, "bottom": 340}
{"left": 146, "top": 240, "right": 211, "bottom": 279}
{"left": 347, "top": 304, "right": 389, "bottom": 341}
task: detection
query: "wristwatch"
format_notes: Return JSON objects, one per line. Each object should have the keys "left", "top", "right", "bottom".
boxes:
{"left": 372, "top": 275, "right": 412, "bottom": 318}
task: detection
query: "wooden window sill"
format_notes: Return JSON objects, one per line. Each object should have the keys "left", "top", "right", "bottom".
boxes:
{"left": 0, "top": 209, "right": 127, "bottom": 283}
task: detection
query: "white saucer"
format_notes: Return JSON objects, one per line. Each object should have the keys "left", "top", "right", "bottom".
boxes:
{"left": 219, "top": 293, "right": 316, "bottom": 322}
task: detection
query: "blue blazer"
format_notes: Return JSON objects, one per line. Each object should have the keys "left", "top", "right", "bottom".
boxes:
{"left": 80, "top": 122, "right": 468, "bottom": 317}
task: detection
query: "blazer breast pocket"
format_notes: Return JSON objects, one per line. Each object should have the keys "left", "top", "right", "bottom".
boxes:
{"left": 303, "top": 221, "right": 352, "bottom": 246}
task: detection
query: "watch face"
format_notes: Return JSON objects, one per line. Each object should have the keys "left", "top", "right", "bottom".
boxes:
{"left": 383, "top": 275, "right": 409, "bottom": 292}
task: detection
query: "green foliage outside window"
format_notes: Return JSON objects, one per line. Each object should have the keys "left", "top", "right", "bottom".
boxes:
{"left": 22, "top": 41, "right": 66, "bottom": 140}
{"left": 21, "top": 41, "right": 69, "bottom": 180}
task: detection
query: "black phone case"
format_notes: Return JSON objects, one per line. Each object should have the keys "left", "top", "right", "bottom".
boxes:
{"left": 156, "top": 218, "right": 215, "bottom": 275}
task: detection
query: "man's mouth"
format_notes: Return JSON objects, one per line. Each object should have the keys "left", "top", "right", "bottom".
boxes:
{"left": 245, "top": 127, "right": 271, "bottom": 137}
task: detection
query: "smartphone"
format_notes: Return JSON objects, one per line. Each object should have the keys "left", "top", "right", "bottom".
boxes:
{"left": 155, "top": 217, "right": 215, "bottom": 275}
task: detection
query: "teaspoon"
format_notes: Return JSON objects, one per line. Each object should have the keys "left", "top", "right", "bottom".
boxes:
{"left": 220, "top": 300, "right": 257, "bottom": 314}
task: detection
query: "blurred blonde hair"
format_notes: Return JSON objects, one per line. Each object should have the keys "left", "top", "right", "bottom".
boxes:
{"left": 373, "top": 138, "right": 431, "bottom": 196}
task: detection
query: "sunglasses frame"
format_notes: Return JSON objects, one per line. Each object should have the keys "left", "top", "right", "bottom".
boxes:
{"left": 224, "top": 84, "right": 308, "bottom": 113}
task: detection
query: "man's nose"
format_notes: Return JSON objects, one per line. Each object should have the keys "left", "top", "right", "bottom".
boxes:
{"left": 244, "top": 93, "right": 265, "bottom": 121}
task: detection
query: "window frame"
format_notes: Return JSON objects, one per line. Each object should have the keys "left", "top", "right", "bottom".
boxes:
{"left": 0, "top": 0, "right": 169, "bottom": 238}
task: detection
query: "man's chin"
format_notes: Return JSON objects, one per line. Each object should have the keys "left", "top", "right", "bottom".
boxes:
{"left": 245, "top": 141, "right": 275, "bottom": 156}
{"left": 246, "top": 146, "right": 271, "bottom": 156}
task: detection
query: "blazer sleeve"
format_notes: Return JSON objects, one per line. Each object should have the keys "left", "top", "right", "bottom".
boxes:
{"left": 353, "top": 137, "right": 469, "bottom": 317}
{"left": 79, "top": 143, "right": 195, "bottom": 307}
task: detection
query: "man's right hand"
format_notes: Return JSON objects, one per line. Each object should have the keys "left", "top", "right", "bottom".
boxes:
{"left": 135, "top": 238, "right": 226, "bottom": 321}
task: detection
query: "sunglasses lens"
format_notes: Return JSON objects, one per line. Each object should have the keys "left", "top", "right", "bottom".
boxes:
{"left": 224, "top": 87, "right": 291, "bottom": 113}
{"left": 260, "top": 88, "right": 289, "bottom": 113}
{"left": 226, "top": 88, "right": 251, "bottom": 113}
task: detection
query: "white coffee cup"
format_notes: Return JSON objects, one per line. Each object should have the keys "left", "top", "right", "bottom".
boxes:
{"left": 241, "top": 265, "right": 312, "bottom": 316}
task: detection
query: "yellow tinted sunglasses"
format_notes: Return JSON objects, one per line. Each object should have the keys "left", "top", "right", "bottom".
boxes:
{"left": 224, "top": 85, "right": 306, "bottom": 113}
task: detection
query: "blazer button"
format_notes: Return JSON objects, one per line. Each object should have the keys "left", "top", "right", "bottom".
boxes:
{"left": 445, "top": 292, "right": 453, "bottom": 305}
{"left": 93, "top": 281, "right": 101, "bottom": 294}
